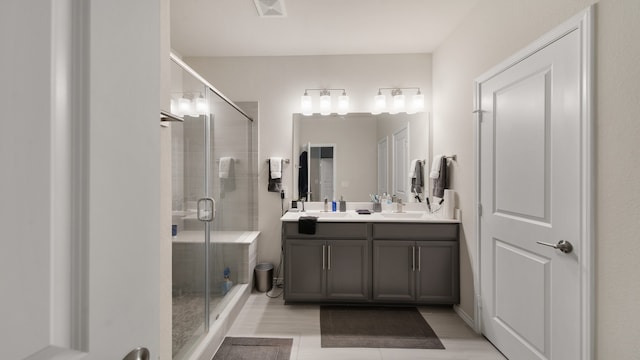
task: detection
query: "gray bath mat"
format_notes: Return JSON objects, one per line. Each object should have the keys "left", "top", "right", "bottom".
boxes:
{"left": 212, "top": 337, "right": 293, "bottom": 360}
{"left": 320, "top": 306, "right": 445, "bottom": 349}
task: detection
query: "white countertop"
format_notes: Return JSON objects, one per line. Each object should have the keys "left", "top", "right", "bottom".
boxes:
{"left": 280, "top": 210, "right": 460, "bottom": 223}
{"left": 172, "top": 230, "right": 260, "bottom": 244}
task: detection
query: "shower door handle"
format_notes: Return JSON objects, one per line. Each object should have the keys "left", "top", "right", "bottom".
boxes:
{"left": 197, "top": 197, "right": 216, "bottom": 222}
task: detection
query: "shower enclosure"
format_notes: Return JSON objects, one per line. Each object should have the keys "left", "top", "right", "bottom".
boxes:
{"left": 169, "top": 55, "right": 257, "bottom": 359}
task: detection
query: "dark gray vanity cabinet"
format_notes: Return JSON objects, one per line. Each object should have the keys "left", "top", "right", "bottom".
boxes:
{"left": 372, "top": 223, "right": 459, "bottom": 304}
{"left": 284, "top": 239, "right": 325, "bottom": 300}
{"left": 283, "top": 223, "right": 370, "bottom": 302}
{"left": 282, "top": 220, "right": 459, "bottom": 305}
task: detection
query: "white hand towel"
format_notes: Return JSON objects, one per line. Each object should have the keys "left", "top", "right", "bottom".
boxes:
{"left": 430, "top": 154, "right": 444, "bottom": 179}
{"left": 219, "top": 157, "right": 232, "bottom": 179}
{"left": 270, "top": 157, "right": 282, "bottom": 179}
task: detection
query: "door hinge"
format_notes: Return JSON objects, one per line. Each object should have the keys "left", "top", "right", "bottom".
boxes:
{"left": 478, "top": 203, "right": 483, "bottom": 217}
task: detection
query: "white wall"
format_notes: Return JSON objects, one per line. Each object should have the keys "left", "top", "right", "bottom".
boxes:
{"left": 433, "top": 0, "right": 640, "bottom": 357}
{"left": 185, "top": 54, "right": 432, "bottom": 266}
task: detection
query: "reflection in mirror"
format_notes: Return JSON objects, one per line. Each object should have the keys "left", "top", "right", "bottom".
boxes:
{"left": 292, "top": 112, "right": 429, "bottom": 203}
{"left": 307, "top": 145, "right": 335, "bottom": 201}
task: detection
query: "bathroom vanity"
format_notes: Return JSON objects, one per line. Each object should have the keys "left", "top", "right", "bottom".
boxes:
{"left": 280, "top": 211, "right": 459, "bottom": 305}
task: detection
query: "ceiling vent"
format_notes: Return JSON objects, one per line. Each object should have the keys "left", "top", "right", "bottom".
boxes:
{"left": 253, "top": 0, "right": 287, "bottom": 17}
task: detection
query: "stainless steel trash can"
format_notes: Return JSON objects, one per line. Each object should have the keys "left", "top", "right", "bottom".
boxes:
{"left": 254, "top": 263, "right": 273, "bottom": 292}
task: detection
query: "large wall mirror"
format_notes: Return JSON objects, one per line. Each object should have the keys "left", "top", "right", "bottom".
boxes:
{"left": 292, "top": 112, "right": 430, "bottom": 202}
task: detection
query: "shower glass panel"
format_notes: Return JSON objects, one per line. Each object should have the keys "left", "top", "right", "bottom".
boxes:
{"left": 170, "top": 59, "right": 256, "bottom": 360}
{"left": 207, "top": 93, "right": 257, "bottom": 322}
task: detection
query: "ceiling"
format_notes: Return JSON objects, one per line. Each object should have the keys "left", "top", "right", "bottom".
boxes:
{"left": 170, "top": 0, "right": 480, "bottom": 57}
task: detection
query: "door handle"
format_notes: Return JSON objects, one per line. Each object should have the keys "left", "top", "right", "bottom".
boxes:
{"left": 411, "top": 246, "right": 416, "bottom": 271}
{"left": 536, "top": 240, "right": 573, "bottom": 254}
{"left": 322, "top": 245, "right": 326, "bottom": 270}
{"left": 327, "top": 245, "right": 331, "bottom": 270}
{"left": 197, "top": 197, "right": 215, "bottom": 222}
{"left": 123, "top": 347, "right": 149, "bottom": 360}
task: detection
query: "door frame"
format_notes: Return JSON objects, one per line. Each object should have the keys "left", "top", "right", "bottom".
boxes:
{"left": 473, "top": 6, "right": 594, "bottom": 359}
{"left": 308, "top": 143, "right": 337, "bottom": 201}
{"left": 392, "top": 123, "right": 410, "bottom": 202}
{"left": 377, "top": 136, "right": 389, "bottom": 195}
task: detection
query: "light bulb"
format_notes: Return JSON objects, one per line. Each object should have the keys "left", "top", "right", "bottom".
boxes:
{"left": 170, "top": 98, "right": 178, "bottom": 115}
{"left": 195, "top": 96, "right": 208, "bottom": 115}
{"left": 392, "top": 89, "right": 405, "bottom": 114}
{"left": 178, "top": 97, "right": 192, "bottom": 117}
{"left": 319, "top": 90, "right": 331, "bottom": 116}
{"left": 374, "top": 91, "right": 386, "bottom": 113}
{"left": 413, "top": 91, "right": 425, "bottom": 112}
{"left": 337, "top": 91, "right": 349, "bottom": 115}
{"left": 301, "top": 92, "right": 312, "bottom": 116}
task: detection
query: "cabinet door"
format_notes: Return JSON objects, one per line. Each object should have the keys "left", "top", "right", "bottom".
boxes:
{"left": 372, "top": 240, "right": 415, "bottom": 301}
{"left": 326, "top": 240, "right": 370, "bottom": 301}
{"left": 416, "top": 241, "right": 459, "bottom": 304}
{"left": 285, "top": 239, "right": 325, "bottom": 301}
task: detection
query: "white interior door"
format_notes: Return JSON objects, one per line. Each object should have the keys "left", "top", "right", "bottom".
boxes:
{"left": 1, "top": 1, "right": 160, "bottom": 359}
{"left": 377, "top": 137, "right": 389, "bottom": 195}
{"left": 319, "top": 157, "right": 334, "bottom": 200}
{"left": 392, "top": 126, "right": 409, "bottom": 202}
{"left": 478, "top": 10, "right": 592, "bottom": 360}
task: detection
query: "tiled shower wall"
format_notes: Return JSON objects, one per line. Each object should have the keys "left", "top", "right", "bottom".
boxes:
{"left": 172, "top": 101, "right": 258, "bottom": 232}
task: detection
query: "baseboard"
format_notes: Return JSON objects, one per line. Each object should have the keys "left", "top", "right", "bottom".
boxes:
{"left": 453, "top": 304, "right": 477, "bottom": 333}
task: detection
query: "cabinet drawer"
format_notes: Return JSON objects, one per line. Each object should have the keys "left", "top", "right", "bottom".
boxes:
{"left": 372, "top": 223, "right": 458, "bottom": 241}
{"left": 284, "top": 222, "right": 368, "bottom": 239}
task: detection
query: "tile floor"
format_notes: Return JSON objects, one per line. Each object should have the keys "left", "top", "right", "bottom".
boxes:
{"left": 225, "top": 292, "right": 507, "bottom": 360}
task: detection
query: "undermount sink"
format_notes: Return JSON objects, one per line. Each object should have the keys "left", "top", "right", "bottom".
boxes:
{"left": 378, "top": 212, "right": 425, "bottom": 218}
{"left": 303, "top": 211, "right": 350, "bottom": 218}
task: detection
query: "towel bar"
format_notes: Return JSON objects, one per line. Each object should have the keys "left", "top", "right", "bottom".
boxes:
{"left": 266, "top": 158, "right": 290, "bottom": 164}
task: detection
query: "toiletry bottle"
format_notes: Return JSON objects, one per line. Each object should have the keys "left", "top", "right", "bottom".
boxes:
{"left": 222, "top": 267, "right": 233, "bottom": 295}
{"left": 324, "top": 198, "right": 329, "bottom": 212}
{"left": 339, "top": 195, "right": 346, "bottom": 212}
{"left": 332, "top": 199, "right": 337, "bottom": 212}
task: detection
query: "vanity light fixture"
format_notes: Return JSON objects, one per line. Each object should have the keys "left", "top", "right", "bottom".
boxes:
{"left": 300, "top": 88, "right": 349, "bottom": 116}
{"left": 173, "top": 93, "right": 209, "bottom": 117}
{"left": 372, "top": 87, "right": 425, "bottom": 115}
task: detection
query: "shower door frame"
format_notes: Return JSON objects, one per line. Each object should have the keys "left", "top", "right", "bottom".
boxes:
{"left": 169, "top": 53, "right": 254, "bottom": 359}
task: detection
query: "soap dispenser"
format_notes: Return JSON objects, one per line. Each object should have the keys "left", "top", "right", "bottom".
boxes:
{"left": 222, "top": 267, "right": 233, "bottom": 295}
{"left": 339, "top": 196, "right": 346, "bottom": 212}
{"left": 324, "top": 197, "right": 329, "bottom": 212}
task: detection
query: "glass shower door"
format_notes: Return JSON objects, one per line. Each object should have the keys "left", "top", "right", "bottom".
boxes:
{"left": 206, "top": 94, "right": 256, "bottom": 322}
{"left": 171, "top": 100, "right": 213, "bottom": 359}
{"left": 169, "top": 55, "right": 256, "bottom": 360}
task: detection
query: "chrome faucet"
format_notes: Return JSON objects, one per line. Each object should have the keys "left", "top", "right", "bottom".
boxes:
{"left": 396, "top": 199, "right": 405, "bottom": 213}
